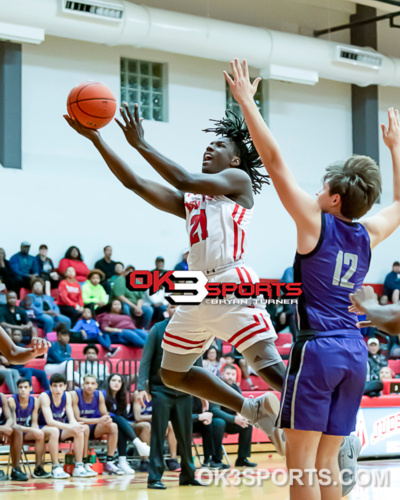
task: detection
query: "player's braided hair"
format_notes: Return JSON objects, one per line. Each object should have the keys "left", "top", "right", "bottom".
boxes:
{"left": 203, "top": 111, "right": 270, "bottom": 194}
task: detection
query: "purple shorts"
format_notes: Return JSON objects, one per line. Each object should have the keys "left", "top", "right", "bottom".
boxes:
{"left": 277, "top": 331, "right": 368, "bottom": 436}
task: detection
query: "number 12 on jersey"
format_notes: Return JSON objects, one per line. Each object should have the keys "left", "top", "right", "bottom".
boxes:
{"left": 332, "top": 251, "right": 358, "bottom": 289}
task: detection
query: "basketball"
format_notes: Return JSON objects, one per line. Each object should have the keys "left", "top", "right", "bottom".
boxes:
{"left": 67, "top": 82, "right": 117, "bottom": 129}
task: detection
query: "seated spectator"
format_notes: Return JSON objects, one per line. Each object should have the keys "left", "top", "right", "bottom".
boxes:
{"left": 58, "top": 246, "right": 89, "bottom": 284}
{"left": 130, "top": 391, "right": 179, "bottom": 473}
{"left": 389, "top": 334, "right": 400, "bottom": 358}
{"left": 380, "top": 366, "right": 395, "bottom": 380}
{"left": 192, "top": 396, "right": 228, "bottom": 470}
{"left": 174, "top": 250, "right": 189, "bottom": 271}
{"left": 0, "top": 350, "right": 20, "bottom": 393}
{"left": 8, "top": 378, "right": 55, "bottom": 478}
{"left": 33, "top": 244, "right": 60, "bottom": 291}
{"left": 143, "top": 288, "right": 168, "bottom": 324}
{"left": 203, "top": 346, "right": 224, "bottom": 377}
{"left": 152, "top": 257, "right": 168, "bottom": 276}
{"left": 226, "top": 348, "right": 258, "bottom": 390}
{"left": 0, "top": 386, "right": 29, "bottom": 481}
{"left": 220, "top": 352, "right": 242, "bottom": 384}
{"left": 280, "top": 266, "right": 294, "bottom": 283}
{"left": 364, "top": 338, "right": 388, "bottom": 397}
{"left": 9, "top": 330, "right": 50, "bottom": 391}
{"left": 9, "top": 241, "right": 37, "bottom": 292}
{"left": 97, "top": 299, "right": 148, "bottom": 348}
{"left": 82, "top": 270, "right": 108, "bottom": 313}
{"left": 209, "top": 365, "right": 257, "bottom": 468}
{"left": 71, "top": 375, "right": 122, "bottom": 475}
{"left": 0, "top": 248, "right": 17, "bottom": 292}
{"left": 58, "top": 267, "right": 84, "bottom": 325}
{"left": 38, "top": 373, "right": 93, "bottom": 477}
{"left": 74, "top": 345, "right": 111, "bottom": 388}
{"left": 266, "top": 301, "right": 298, "bottom": 340}
{"left": 95, "top": 246, "right": 116, "bottom": 293}
{"left": 111, "top": 264, "right": 153, "bottom": 330}
{"left": 104, "top": 373, "right": 150, "bottom": 474}
{"left": 0, "top": 277, "right": 6, "bottom": 306}
{"left": 71, "top": 307, "right": 118, "bottom": 357}
{"left": 19, "top": 295, "right": 37, "bottom": 322}
{"left": 44, "top": 326, "right": 74, "bottom": 390}
{"left": 0, "top": 290, "right": 38, "bottom": 344}
{"left": 29, "top": 278, "right": 71, "bottom": 333}
{"left": 383, "top": 261, "right": 400, "bottom": 303}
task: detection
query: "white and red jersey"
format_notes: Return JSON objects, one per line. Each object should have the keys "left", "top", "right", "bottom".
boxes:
{"left": 184, "top": 193, "right": 252, "bottom": 273}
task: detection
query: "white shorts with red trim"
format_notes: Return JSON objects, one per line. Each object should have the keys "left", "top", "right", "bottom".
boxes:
{"left": 162, "top": 264, "right": 277, "bottom": 355}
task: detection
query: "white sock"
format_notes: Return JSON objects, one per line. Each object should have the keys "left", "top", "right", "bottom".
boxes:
{"left": 241, "top": 398, "right": 256, "bottom": 422}
{"left": 118, "top": 456, "right": 127, "bottom": 465}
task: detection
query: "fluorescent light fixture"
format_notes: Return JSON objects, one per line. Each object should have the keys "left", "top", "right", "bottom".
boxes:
{"left": 0, "top": 22, "right": 44, "bottom": 45}
{"left": 261, "top": 64, "right": 319, "bottom": 85}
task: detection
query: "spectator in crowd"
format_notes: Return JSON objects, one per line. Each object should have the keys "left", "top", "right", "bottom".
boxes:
{"left": 58, "top": 246, "right": 89, "bottom": 284}
{"left": 384, "top": 261, "right": 400, "bottom": 303}
{"left": 74, "top": 345, "right": 110, "bottom": 388}
{"left": 95, "top": 246, "right": 116, "bottom": 290}
{"left": 380, "top": 366, "right": 394, "bottom": 380}
{"left": 58, "top": 267, "right": 84, "bottom": 325}
{"left": 19, "top": 295, "right": 37, "bottom": 323}
{"left": 221, "top": 352, "right": 242, "bottom": 384}
{"left": 38, "top": 373, "right": 92, "bottom": 478}
{"left": 203, "top": 346, "right": 224, "bottom": 377}
{"left": 97, "top": 299, "right": 148, "bottom": 348}
{"left": 364, "top": 338, "right": 388, "bottom": 397}
{"left": 143, "top": 288, "right": 168, "bottom": 325}
{"left": 71, "top": 374, "right": 122, "bottom": 475}
{"left": 82, "top": 270, "right": 107, "bottom": 313}
{"left": 0, "top": 350, "right": 20, "bottom": 393}
{"left": 71, "top": 307, "right": 118, "bottom": 357}
{"left": 0, "top": 291, "right": 38, "bottom": 344}
{"left": 136, "top": 303, "right": 199, "bottom": 490}
{"left": 104, "top": 373, "right": 150, "bottom": 475}
{"left": 210, "top": 365, "right": 257, "bottom": 468}
{"left": 192, "top": 396, "right": 228, "bottom": 469}
{"left": 174, "top": 250, "right": 189, "bottom": 271}
{"left": 130, "top": 391, "right": 179, "bottom": 473}
{"left": 0, "top": 386, "right": 29, "bottom": 481}
{"left": 8, "top": 378, "right": 54, "bottom": 478}
{"left": 9, "top": 330, "right": 50, "bottom": 390}
{"left": 266, "top": 301, "right": 298, "bottom": 340}
{"left": 280, "top": 266, "right": 294, "bottom": 284}
{"left": 33, "top": 244, "right": 60, "bottom": 292}
{"left": 111, "top": 264, "right": 153, "bottom": 330}
{"left": 152, "top": 257, "right": 167, "bottom": 276}
{"left": 9, "top": 242, "right": 37, "bottom": 292}
{"left": 226, "top": 348, "right": 258, "bottom": 390}
{"left": 0, "top": 248, "right": 17, "bottom": 292}
{"left": 0, "top": 277, "right": 6, "bottom": 305}
{"left": 29, "top": 278, "right": 71, "bottom": 333}
{"left": 389, "top": 334, "right": 400, "bottom": 358}
{"left": 44, "top": 326, "right": 74, "bottom": 390}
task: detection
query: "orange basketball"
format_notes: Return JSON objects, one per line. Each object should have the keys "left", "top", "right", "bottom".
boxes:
{"left": 67, "top": 82, "right": 117, "bottom": 129}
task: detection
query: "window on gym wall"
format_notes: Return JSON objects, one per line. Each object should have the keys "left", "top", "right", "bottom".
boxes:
{"left": 226, "top": 76, "right": 264, "bottom": 118}
{"left": 120, "top": 58, "right": 167, "bottom": 122}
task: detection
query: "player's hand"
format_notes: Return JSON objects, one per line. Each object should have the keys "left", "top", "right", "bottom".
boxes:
{"left": 63, "top": 114, "right": 100, "bottom": 142}
{"left": 115, "top": 102, "right": 145, "bottom": 150}
{"left": 224, "top": 59, "right": 261, "bottom": 106}
{"left": 235, "top": 415, "right": 249, "bottom": 428}
{"left": 381, "top": 107, "right": 400, "bottom": 150}
{"left": 30, "top": 337, "right": 51, "bottom": 357}
{"left": 136, "top": 390, "right": 151, "bottom": 408}
{"left": 349, "top": 286, "right": 378, "bottom": 315}
{"left": 199, "top": 412, "right": 213, "bottom": 425}
{"left": 0, "top": 425, "right": 13, "bottom": 437}
{"left": 71, "top": 423, "right": 86, "bottom": 434}
{"left": 100, "top": 415, "right": 112, "bottom": 425}
{"left": 31, "top": 428, "right": 44, "bottom": 440}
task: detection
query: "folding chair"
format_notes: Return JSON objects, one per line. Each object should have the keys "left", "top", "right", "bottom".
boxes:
{"left": 192, "top": 433, "right": 230, "bottom": 467}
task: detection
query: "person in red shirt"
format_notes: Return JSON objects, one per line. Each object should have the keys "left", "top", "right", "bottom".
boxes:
{"left": 58, "top": 267, "right": 84, "bottom": 326}
{"left": 58, "top": 247, "right": 89, "bottom": 284}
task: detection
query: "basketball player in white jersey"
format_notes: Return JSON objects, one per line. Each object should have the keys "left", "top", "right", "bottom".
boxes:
{"left": 64, "top": 106, "right": 286, "bottom": 453}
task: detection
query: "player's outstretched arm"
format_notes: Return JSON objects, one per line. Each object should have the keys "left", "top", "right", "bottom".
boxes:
{"left": 0, "top": 326, "right": 49, "bottom": 364}
{"left": 224, "top": 60, "right": 321, "bottom": 233}
{"left": 361, "top": 108, "right": 400, "bottom": 249}
{"left": 350, "top": 286, "right": 400, "bottom": 335}
{"left": 116, "top": 103, "right": 252, "bottom": 198}
{"left": 63, "top": 115, "right": 185, "bottom": 219}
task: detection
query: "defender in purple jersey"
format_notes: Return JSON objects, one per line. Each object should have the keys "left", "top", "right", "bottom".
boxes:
{"left": 38, "top": 373, "right": 92, "bottom": 478}
{"left": 8, "top": 378, "right": 54, "bottom": 478}
{"left": 227, "top": 60, "right": 400, "bottom": 500}
{"left": 71, "top": 375, "right": 122, "bottom": 476}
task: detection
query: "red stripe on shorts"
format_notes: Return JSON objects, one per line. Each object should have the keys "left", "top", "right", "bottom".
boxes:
{"left": 164, "top": 331, "right": 206, "bottom": 346}
{"left": 234, "top": 325, "right": 270, "bottom": 348}
{"left": 228, "top": 315, "right": 260, "bottom": 344}
{"left": 163, "top": 338, "right": 204, "bottom": 350}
